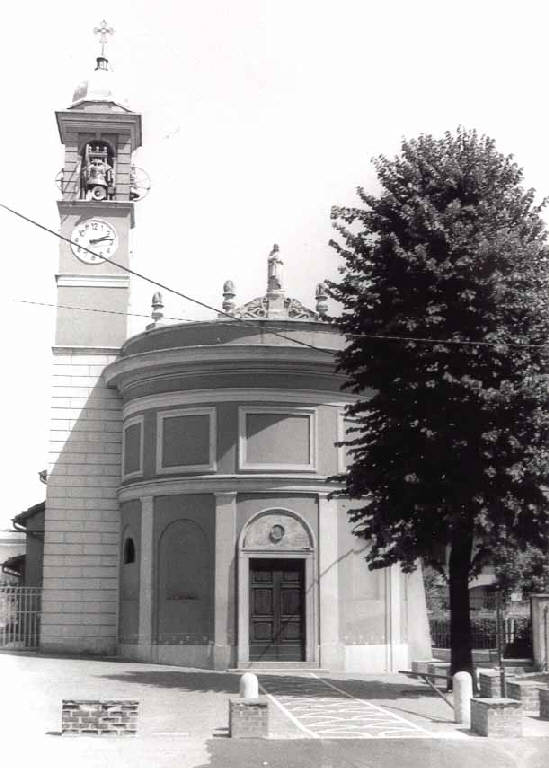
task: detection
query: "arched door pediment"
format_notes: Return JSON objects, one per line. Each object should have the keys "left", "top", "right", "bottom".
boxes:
{"left": 241, "top": 508, "right": 313, "bottom": 551}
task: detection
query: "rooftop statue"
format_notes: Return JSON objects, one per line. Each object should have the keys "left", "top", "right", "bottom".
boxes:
{"left": 267, "top": 244, "right": 283, "bottom": 295}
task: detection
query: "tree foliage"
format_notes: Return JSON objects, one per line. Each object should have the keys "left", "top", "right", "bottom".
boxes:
{"left": 492, "top": 543, "right": 549, "bottom": 596}
{"left": 328, "top": 128, "right": 549, "bottom": 672}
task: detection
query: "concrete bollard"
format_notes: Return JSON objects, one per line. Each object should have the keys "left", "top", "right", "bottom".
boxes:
{"left": 240, "top": 672, "right": 259, "bottom": 699}
{"left": 453, "top": 671, "right": 473, "bottom": 725}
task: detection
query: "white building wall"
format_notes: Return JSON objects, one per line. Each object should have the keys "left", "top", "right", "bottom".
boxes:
{"left": 41, "top": 348, "right": 122, "bottom": 653}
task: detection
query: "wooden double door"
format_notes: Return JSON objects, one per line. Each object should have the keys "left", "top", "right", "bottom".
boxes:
{"left": 249, "top": 558, "right": 305, "bottom": 661}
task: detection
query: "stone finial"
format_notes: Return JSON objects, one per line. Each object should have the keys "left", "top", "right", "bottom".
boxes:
{"left": 222, "top": 280, "right": 236, "bottom": 315}
{"left": 266, "top": 244, "right": 283, "bottom": 297}
{"left": 146, "top": 291, "right": 164, "bottom": 329}
{"left": 315, "top": 281, "right": 329, "bottom": 318}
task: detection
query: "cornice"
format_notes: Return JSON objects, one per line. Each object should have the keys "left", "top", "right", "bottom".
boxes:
{"left": 55, "top": 109, "right": 142, "bottom": 150}
{"left": 123, "top": 388, "right": 355, "bottom": 417}
{"left": 123, "top": 365, "right": 343, "bottom": 394}
{"left": 56, "top": 273, "right": 130, "bottom": 289}
{"left": 104, "top": 345, "right": 340, "bottom": 390}
{"left": 118, "top": 473, "right": 342, "bottom": 502}
{"left": 52, "top": 345, "right": 121, "bottom": 357}
{"left": 57, "top": 199, "right": 135, "bottom": 227}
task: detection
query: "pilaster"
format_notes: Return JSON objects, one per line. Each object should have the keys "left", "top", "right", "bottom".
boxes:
{"left": 318, "top": 494, "right": 344, "bottom": 670}
{"left": 531, "top": 594, "right": 549, "bottom": 670}
{"left": 138, "top": 495, "right": 154, "bottom": 654}
{"left": 214, "top": 492, "right": 237, "bottom": 669}
{"left": 385, "top": 563, "right": 408, "bottom": 671}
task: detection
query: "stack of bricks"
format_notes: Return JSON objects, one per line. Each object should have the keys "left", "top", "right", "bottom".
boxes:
{"left": 505, "top": 680, "right": 547, "bottom": 715}
{"left": 62, "top": 699, "right": 138, "bottom": 735}
{"left": 426, "top": 661, "right": 450, "bottom": 679}
{"left": 478, "top": 670, "right": 503, "bottom": 698}
{"left": 470, "top": 698, "right": 523, "bottom": 737}
{"left": 229, "top": 697, "right": 269, "bottom": 738}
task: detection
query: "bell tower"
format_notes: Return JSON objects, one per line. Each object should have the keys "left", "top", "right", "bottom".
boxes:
{"left": 54, "top": 20, "right": 142, "bottom": 346}
{"left": 41, "top": 23, "right": 143, "bottom": 656}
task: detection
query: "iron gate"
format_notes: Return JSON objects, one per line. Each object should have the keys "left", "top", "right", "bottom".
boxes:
{"left": 0, "top": 586, "right": 41, "bottom": 648}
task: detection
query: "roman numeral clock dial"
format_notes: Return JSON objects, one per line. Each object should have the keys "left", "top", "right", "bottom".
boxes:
{"left": 71, "top": 219, "right": 119, "bottom": 264}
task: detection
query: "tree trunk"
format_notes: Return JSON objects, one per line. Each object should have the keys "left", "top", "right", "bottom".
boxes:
{"left": 449, "top": 526, "right": 474, "bottom": 678}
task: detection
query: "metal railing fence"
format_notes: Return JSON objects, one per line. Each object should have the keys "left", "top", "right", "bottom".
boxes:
{"left": 0, "top": 586, "right": 41, "bottom": 648}
{"left": 429, "top": 615, "right": 531, "bottom": 656}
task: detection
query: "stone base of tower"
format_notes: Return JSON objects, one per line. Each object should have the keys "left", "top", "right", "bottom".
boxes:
{"left": 40, "top": 347, "right": 122, "bottom": 656}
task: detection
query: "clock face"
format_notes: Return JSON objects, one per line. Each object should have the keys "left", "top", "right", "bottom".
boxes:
{"left": 71, "top": 219, "right": 119, "bottom": 264}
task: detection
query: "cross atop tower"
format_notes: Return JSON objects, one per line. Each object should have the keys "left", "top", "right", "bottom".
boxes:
{"left": 93, "top": 19, "right": 114, "bottom": 58}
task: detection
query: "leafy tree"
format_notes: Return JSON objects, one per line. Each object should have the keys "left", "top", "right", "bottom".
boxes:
{"left": 328, "top": 128, "right": 549, "bottom": 676}
{"left": 492, "top": 543, "right": 549, "bottom": 597}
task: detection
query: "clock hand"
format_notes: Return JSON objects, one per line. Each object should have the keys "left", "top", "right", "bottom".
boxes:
{"left": 89, "top": 235, "right": 113, "bottom": 245}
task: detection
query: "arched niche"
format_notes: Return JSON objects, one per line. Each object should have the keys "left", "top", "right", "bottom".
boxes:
{"left": 237, "top": 508, "right": 317, "bottom": 667}
{"left": 119, "top": 524, "right": 139, "bottom": 643}
{"left": 157, "top": 519, "right": 211, "bottom": 645}
{"left": 123, "top": 537, "right": 136, "bottom": 564}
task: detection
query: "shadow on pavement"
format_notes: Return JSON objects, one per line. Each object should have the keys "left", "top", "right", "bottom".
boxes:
{"left": 98, "top": 670, "right": 241, "bottom": 693}
{"left": 186, "top": 736, "right": 549, "bottom": 768}
{"left": 97, "top": 670, "right": 440, "bottom": 701}
{"left": 0, "top": 649, "right": 128, "bottom": 662}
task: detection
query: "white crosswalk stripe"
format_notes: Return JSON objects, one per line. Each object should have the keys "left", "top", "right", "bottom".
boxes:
{"left": 259, "top": 674, "right": 433, "bottom": 739}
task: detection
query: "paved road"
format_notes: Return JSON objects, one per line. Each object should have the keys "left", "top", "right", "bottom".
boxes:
{"left": 192, "top": 737, "right": 549, "bottom": 768}
{"left": 2, "top": 654, "right": 549, "bottom": 767}
{"left": 259, "top": 674, "right": 431, "bottom": 738}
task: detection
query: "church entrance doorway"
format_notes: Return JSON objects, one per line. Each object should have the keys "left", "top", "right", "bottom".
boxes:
{"left": 249, "top": 558, "right": 305, "bottom": 661}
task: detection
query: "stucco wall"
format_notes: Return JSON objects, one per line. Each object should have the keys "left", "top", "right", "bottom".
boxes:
{"left": 119, "top": 500, "right": 141, "bottom": 643}
{"left": 153, "top": 495, "right": 215, "bottom": 644}
{"left": 337, "top": 507, "right": 387, "bottom": 646}
{"left": 121, "top": 403, "right": 342, "bottom": 483}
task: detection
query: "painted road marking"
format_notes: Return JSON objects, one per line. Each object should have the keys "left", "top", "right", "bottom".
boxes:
{"left": 259, "top": 674, "right": 432, "bottom": 739}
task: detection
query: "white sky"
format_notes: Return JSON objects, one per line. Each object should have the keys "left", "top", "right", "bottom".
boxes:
{"left": 2, "top": 0, "right": 549, "bottom": 530}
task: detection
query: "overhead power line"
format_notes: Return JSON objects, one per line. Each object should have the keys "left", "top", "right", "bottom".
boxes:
{"left": 3, "top": 202, "right": 549, "bottom": 353}
{"left": 12, "top": 298, "right": 196, "bottom": 323}
{"left": 342, "top": 332, "right": 549, "bottom": 351}
{"left": 0, "top": 201, "right": 334, "bottom": 356}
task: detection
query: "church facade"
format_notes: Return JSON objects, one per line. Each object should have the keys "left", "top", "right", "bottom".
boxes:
{"left": 41, "top": 29, "right": 431, "bottom": 671}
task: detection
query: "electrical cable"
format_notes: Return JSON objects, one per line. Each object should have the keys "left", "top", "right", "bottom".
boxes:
{"left": 12, "top": 298, "right": 195, "bottom": 323}
{"left": 0, "top": 201, "right": 335, "bottom": 356}
{"left": 4, "top": 202, "right": 549, "bottom": 353}
{"left": 13, "top": 298, "right": 549, "bottom": 353}
{"left": 338, "top": 332, "right": 549, "bottom": 351}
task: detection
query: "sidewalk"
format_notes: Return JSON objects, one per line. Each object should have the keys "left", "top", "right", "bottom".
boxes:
{"left": 1, "top": 652, "right": 548, "bottom": 768}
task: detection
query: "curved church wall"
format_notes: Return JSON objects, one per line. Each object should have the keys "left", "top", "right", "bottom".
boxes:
{"left": 119, "top": 499, "right": 141, "bottom": 645}
{"left": 120, "top": 402, "right": 343, "bottom": 483}
{"left": 103, "top": 315, "right": 430, "bottom": 671}
{"left": 152, "top": 494, "right": 215, "bottom": 667}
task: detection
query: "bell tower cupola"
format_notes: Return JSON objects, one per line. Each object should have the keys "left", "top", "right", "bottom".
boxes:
{"left": 54, "top": 20, "right": 142, "bottom": 347}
